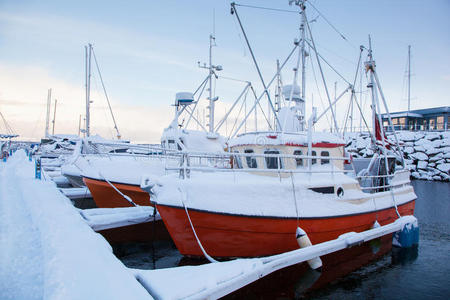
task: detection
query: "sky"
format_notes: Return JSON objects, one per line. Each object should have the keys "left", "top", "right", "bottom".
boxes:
{"left": 0, "top": 0, "right": 449, "bottom": 143}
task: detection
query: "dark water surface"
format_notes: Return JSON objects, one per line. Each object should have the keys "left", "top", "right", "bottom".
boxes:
{"left": 116, "top": 181, "right": 450, "bottom": 299}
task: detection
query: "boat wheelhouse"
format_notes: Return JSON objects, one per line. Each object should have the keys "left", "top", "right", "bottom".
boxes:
{"left": 229, "top": 131, "right": 346, "bottom": 172}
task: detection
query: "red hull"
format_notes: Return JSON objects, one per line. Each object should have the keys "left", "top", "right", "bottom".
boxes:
{"left": 83, "top": 177, "right": 152, "bottom": 208}
{"left": 156, "top": 200, "right": 415, "bottom": 258}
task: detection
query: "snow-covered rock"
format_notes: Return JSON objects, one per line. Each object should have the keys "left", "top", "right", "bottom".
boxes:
{"left": 414, "top": 145, "right": 426, "bottom": 152}
{"left": 396, "top": 131, "right": 416, "bottom": 141}
{"left": 437, "top": 163, "right": 450, "bottom": 173}
{"left": 414, "top": 138, "right": 432, "bottom": 146}
{"left": 403, "top": 147, "right": 414, "bottom": 154}
{"left": 425, "top": 132, "right": 441, "bottom": 141}
{"left": 429, "top": 153, "right": 444, "bottom": 162}
{"left": 417, "top": 161, "right": 428, "bottom": 170}
{"left": 431, "top": 139, "right": 443, "bottom": 148}
{"left": 411, "top": 152, "right": 428, "bottom": 161}
{"left": 411, "top": 171, "right": 420, "bottom": 179}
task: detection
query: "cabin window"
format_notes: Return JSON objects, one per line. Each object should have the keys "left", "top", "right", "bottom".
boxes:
{"left": 293, "top": 150, "right": 303, "bottom": 167}
{"left": 168, "top": 139, "right": 176, "bottom": 150}
{"left": 233, "top": 150, "right": 243, "bottom": 169}
{"left": 320, "top": 151, "right": 330, "bottom": 164}
{"left": 264, "top": 149, "right": 282, "bottom": 169}
{"left": 244, "top": 149, "right": 257, "bottom": 168}
{"left": 311, "top": 151, "right": 317, "bottom": 165}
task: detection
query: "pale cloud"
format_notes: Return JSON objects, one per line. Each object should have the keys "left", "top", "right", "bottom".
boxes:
{"left": 0, "top": 62, "right": 173, "bottom": 142}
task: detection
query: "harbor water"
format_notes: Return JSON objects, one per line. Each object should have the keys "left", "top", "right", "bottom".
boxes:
{"left": 115, "top": 180, "right": 450, "bottom": 299}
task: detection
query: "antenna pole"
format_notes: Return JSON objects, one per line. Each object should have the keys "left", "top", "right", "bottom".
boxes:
{"left": 209, "top": 34, "right": 214, "bottom": 133}
{"left": 300, "top": 1, "right": 306, "bottom": 102}
{"left": 52, "top": 99, "right": 57, "bottom": 135}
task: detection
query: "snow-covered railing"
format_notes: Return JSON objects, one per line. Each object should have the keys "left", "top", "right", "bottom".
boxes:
{"left": 170, "top": 151, "right": 354, "bottom": 179}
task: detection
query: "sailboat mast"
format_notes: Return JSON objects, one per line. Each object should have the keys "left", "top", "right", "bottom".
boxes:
{"left": 45, "top": 88, "right": 51, "bottom": 138}
{"left": 85, "top": 44, "right": 92, "bottom": 137}
{"left": 78, "top": 115, "right": 82, "bottom": 136}
{"left": 52, "top": 99, "right": 57, "bottom": 135}
{"left": 407, "top": 45, "right": 411, "bottom": 113}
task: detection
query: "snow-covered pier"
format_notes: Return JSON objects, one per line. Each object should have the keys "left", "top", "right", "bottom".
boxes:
{"left": 0, "top": 151, "right": 152, "bottom": 299}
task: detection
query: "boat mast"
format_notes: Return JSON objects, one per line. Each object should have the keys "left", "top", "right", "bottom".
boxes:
{"left": 85, "top": 44, "right": 92, "bottom": 137}
{"left": 52, "top": 99, "right": 57, "bottom": 135}
{"left": 366, "top": 36, "right": 377, "bottom": 140}
{"left": 199, "top": 34, "right": 220, "bottom": 133}
{"left": 300, "top": 1, "right": 306, "bottom": 104}
{"left": 78, "top": 114, "right": 82, "bottom": 136}
{"left": 407, "top": 45, "right": 411, "bottom": 113}
{"left": 45, "top": 88, "right": 51, "bottom": 138}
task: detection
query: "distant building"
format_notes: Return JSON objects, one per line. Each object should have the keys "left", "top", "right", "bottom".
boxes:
{"left": 381, "top": 106, "right": 449, "bottom": 131}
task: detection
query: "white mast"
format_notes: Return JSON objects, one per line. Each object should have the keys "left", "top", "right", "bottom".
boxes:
{"left": 208, "top": 34, "right": 214, "bottom": 133}
{"left": 300, "top": 1, "right": 306, "bottom": 103}
{"left": 85, "top": 44, "right": 92, "bottom": 137}
{"left": 52, "top": 99, "right": 57, "bottom": 135}
{"left": 45, "top": 88, "right": 51, "bottom": 138}
{"left": 407, "top": 45, "right": 411, "bottom": 113}
{"left": 366, "top": 35, "right": 377, "bottom": 139}
{"left": 199, "top": 34, "right": 221, "bottom": 133}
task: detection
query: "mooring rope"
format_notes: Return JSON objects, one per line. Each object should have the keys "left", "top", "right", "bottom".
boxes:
{"left": 290, "top": 172, "right": 300, "bottom": 228}
{"left": 178, "top": 187, "right": 218, "bottom": 263}
{"left": 84, "top": 156, "right": 138, "bottom": 207}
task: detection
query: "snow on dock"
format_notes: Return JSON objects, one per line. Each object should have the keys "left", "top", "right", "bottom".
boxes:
{"left": 0, "top": 150, "right": 152, "bottom": 300}
{"left": 133, "top": 216, "right": 418, "bottom": 300}
{"left": 80, "top": 206, "right": 158, "bottom": 231}
{"left": 60, "top": 187, "right": 92, "bottom": 199}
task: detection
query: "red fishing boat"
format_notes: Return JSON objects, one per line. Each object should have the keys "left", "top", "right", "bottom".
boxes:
{"left": 147, "top": 1, "right": 416, "bottom": 259}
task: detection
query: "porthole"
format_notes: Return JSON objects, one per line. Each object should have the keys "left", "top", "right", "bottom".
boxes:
{"left": 336, "top": 187, "right": 344, "bottom": 197}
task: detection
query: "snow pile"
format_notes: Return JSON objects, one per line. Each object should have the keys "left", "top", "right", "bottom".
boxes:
{"left": 345, "top": 131, "right": 450, "bottom": 181}
{"left": 0, "top": 150, "right": 152, "bottom": 300}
